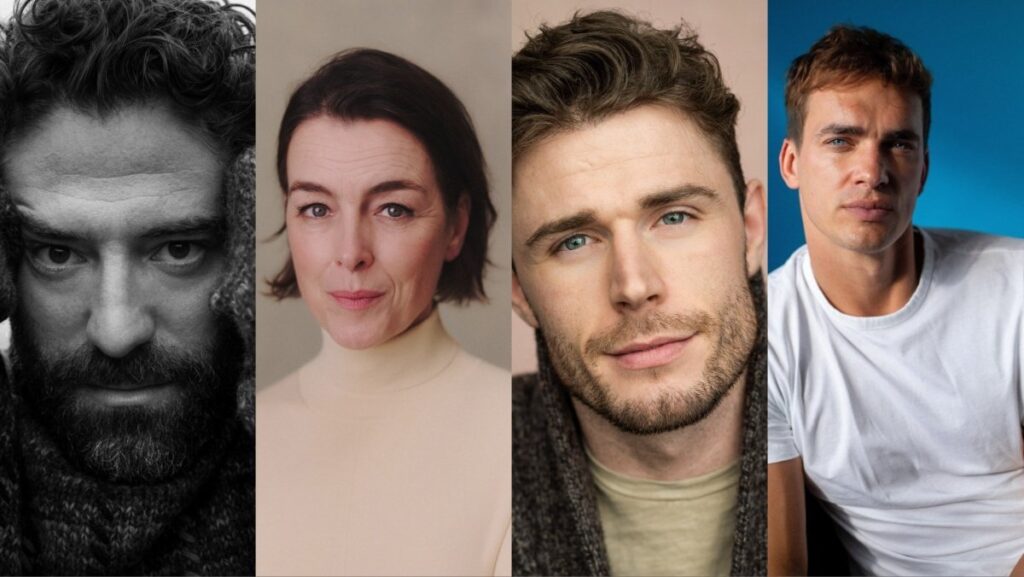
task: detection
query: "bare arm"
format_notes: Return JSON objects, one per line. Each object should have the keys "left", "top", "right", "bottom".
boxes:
{"left": 768, "top": 457, "right": 808, "bottom": 576}
{"left": 1011, "top": 554, "right": 1024, "bottom": 577}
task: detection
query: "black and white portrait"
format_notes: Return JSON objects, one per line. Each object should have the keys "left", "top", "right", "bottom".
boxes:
{"left": 0, "top": 0, "right": 255, "bottom": 574}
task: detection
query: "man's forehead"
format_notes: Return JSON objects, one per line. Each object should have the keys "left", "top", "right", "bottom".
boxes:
{"left": 513, "top": 106, "right": 731, "bottom": 221}
{"left": 5, "top": 102, "right": 223, "bottom": 188}
{"left": 5, "top": 101, "right": 225, "bottom": 235}
{"left": 805, "top": 81, "right": 923, "bottom": 127}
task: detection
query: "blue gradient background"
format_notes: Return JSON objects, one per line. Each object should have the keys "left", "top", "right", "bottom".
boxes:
{"left": 768, "top": 0, "right": 1024, "bottom": 271}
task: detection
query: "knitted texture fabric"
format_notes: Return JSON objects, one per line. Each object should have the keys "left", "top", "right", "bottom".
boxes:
{"left": 212, "top": 148, "right": 256, "bottom": 435}
{"left": 512, "top": 276, "right": 768, "bottom": 576}
{"left": 0, "top": 149, "right": 256, "bottom": 575}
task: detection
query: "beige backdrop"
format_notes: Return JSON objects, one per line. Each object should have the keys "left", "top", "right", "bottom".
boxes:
{"left": 509, "top": 0, "right": 767, "bottom": 375}
{"left": 256, "top": 0, "right": 512, "bottom": 388}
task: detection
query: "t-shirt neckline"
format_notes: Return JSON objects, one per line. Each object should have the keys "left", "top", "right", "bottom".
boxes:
{"left": 801, "top": 227, "right": 935, "bottom": 330}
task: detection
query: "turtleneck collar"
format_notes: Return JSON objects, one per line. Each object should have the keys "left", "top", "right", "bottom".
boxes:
{"left": 299, "top": 305, "right": 460, "bottom": 402}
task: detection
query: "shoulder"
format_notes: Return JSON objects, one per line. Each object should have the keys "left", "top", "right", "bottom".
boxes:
{"left": 925, "top": 228, "right": 1024, "bottom": 286}
{"left": 926, "top": 227, "right": 1024, "bottom": 260}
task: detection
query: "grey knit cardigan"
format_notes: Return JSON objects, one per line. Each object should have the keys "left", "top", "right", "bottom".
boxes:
{"left": 512, "top": 288, "right": 767, "bottom": 576}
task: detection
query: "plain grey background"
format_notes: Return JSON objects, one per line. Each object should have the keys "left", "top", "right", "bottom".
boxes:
{"left": 255, "top": 0, "right": 512, "bottom": 388}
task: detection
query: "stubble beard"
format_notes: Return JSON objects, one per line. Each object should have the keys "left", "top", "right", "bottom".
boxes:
{"left": 10, "top": 310, "right": 241, "bottom": 484}
{"left": 542, "top": 274, "right": 760, "bottom": 436}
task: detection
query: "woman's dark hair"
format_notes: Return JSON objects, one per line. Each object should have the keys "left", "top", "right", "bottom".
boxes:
{"left": 268, "top": 48, "right": 495, "bottom": 304}
{"left": 0, "top": 0, "right": 255, "bottom": 157}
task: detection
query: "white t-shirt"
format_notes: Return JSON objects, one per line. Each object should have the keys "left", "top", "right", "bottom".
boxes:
{"left": 768, "top": 228, "right": 1024, "bottom": 576}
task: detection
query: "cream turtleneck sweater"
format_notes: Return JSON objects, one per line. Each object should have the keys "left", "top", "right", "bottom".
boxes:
{"left": 256, "top": 309, "right": 511, "bottom": 576}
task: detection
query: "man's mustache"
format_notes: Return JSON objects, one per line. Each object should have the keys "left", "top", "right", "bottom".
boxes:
{"left": 584, "top": 311, "right": 714, "bottom": 358}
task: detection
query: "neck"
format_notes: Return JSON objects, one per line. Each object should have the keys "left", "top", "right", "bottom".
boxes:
{"left": 301, "top": 306, "right": 458, "bottom": 396}
{"left": 806, "top": 226, "right": 922, "bottom": 316}
{"left": 573, "top": 370, "right": 745, "bottom": 482}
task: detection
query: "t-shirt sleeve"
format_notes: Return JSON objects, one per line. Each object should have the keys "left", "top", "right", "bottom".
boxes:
{"left": 767, "top": 343, "right": 800, "bottom": 464}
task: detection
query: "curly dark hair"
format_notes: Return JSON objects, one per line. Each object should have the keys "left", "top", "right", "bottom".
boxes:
{"left": 0, "top": 0, "right": 255, "bottom": 157}
{"left": 513, "top": 10, "right": 746, "bottom": 204}
{"left": 267, "top": 48, "right": 496, "bottom": 304}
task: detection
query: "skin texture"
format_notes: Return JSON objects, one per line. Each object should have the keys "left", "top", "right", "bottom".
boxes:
{"left": 512, "top": 104, "right": 765, "bottom": 480}
{"left": 285, "top": 117, "right": 468, "bottom": 350}
{"left": 779, "top": 80, "right": 928, "bottom": 316}
{"left": 767, "top": 457, "right": 807, "bottom": 576}
{"left": 7, "top": 101, "right": 233, "bottom": 481}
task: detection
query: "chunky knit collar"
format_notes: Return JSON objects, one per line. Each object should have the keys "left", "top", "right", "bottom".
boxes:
{"left": 16, "top": 396, "right": 254, "bottom": 576}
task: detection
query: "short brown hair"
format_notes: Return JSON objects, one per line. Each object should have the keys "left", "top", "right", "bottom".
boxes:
{"left": 512, "top": 11, "right": 746, "bottom": 202}
{"left": 267, "top": 49, "right": 495, "bottom": 303}
{"left": 785, "top": 25, "right": 932, "bottom": 146}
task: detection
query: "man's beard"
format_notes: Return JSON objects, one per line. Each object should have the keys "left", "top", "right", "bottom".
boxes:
{"left": 542, "top": 274, "right": 762, "bottom": 436}
{"left": 9, "top": 311, "right": 241, "bottom": 484}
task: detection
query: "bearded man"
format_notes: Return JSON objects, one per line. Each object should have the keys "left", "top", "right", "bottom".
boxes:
{"left": 0, "top": 0, "right": 255, "bottom": 574}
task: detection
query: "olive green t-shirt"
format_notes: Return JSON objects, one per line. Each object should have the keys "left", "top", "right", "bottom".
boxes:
{"left": 588, "top": 451, "right": 739, "bottom": 577}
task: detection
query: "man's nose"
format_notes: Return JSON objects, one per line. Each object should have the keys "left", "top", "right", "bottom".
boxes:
{"left": 85, "top": 259, "right": 156, "bottom": 358}
{"left": 853, "top": 145, "right": 890, "bottom": 190}
{"left": 609, "top": 235, "right": 665, "bottom": 312}
{"left": 333, "top": 217, "right": 374, "bottom": 272}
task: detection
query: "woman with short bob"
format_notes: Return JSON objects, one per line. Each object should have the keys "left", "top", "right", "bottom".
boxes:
{"left": 256, "top": 49, "right": 511, "bottom": 576}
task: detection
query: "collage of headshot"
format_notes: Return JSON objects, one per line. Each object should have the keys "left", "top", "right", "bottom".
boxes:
{"left": 0, "top": 0, "right": 1020, "bottom": 576}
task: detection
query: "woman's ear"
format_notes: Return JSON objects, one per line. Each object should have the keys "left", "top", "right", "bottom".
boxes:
{"left": 445, "top": 194, "right": 471, "bottom": 261}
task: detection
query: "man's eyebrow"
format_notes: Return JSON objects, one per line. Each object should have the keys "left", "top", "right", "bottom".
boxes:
{"left": 288, "top": 179, "right": 428, "bottom": 196}
{"left": 525, "top": 210, "right": 597, "bottom": 250}
{"left": 140, "top": 216, "right": 224, "bottom": 239}
{"left": 816, "top": 123, "right": 866, "bottom": 138}
{"left": 639, "top": 185, "right": 719, "bottom": 210}
{"left": 816, "top": 124, "right": 921, "bottom": 142}
{"left": 883, "top": 129, "right": 921, "bottom": 142}
{"left": 18, "top": 213, "right": 84, "bottom": 242}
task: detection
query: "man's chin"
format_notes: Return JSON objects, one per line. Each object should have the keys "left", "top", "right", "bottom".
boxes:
{"left": 57, "top": 394, "right": 211, "bottom": 484}
{"left": 571, "top": 374, "right": 737, "bottom": 436}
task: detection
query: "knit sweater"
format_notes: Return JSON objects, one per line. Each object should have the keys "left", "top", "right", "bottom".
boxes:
{"left": 512, "top": 278, "right": 767, "bottom": 576}
{"left": 0, "top": 148, "right": 256, "bottom": 575}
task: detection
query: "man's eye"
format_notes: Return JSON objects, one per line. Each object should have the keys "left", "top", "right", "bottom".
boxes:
{"left": 298, "top": 203, "right": 330, "bottom": 218}
{"left": 660, "top": 211, "right": 689, "bottom": 225}
{"left": 558, "top": 234, "right": 589, "bottom": 252}
{"left": 26, "top": 244, "right": 85, "bottom": 274}
{"left": 46, "top": 246, "right": 72, "bottom": 264}
{"left": 826, "top": 137, "right": 849, "bottom": 147}
{"left": 152, "top": 242, "right": 206, "bottom": 267}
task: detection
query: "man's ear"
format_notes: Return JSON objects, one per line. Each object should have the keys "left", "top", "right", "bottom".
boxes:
{"left": 918, "top": 148, "right": 929, "bottom": 197}
{"left": 743, "top": 179, "right": 767, "bottom": 278}
{"left": 511, "top": 270, "right": 539, "bottom": 329}
{"left": 779, "top": 138, "right": 800, "bottom": 190}
{"left": 445, "top": 194, "right": 470, "bottom": 261}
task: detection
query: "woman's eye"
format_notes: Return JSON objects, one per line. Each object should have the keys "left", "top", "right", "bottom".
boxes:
{"left": 299, "top": 203, "right": 330, "bottom": 218}
{"left": 558, "top": 234, "right": 589, "bottom": 252}
{"left": 660, "top": 211, "right": 689, "bottom": 226}
{"left": 381, "top": 203, "right": 413, "bottom": 219}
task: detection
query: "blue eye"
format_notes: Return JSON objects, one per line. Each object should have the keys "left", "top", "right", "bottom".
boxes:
{"left": 559, "top": 234, "right": 588, "bottom": 252}
{"left": 660, "top": 211, "right": 688, "bottom": 225}
{"left": 299, "top": 203, "right": 330, "bottom": 218}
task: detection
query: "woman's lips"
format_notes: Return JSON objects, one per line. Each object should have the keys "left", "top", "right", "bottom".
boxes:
{"left": 329, "top": 290, "right": 384, "bottom": 311}
{"left": 607, "top": 336, "right": 692, "bottom": 370}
